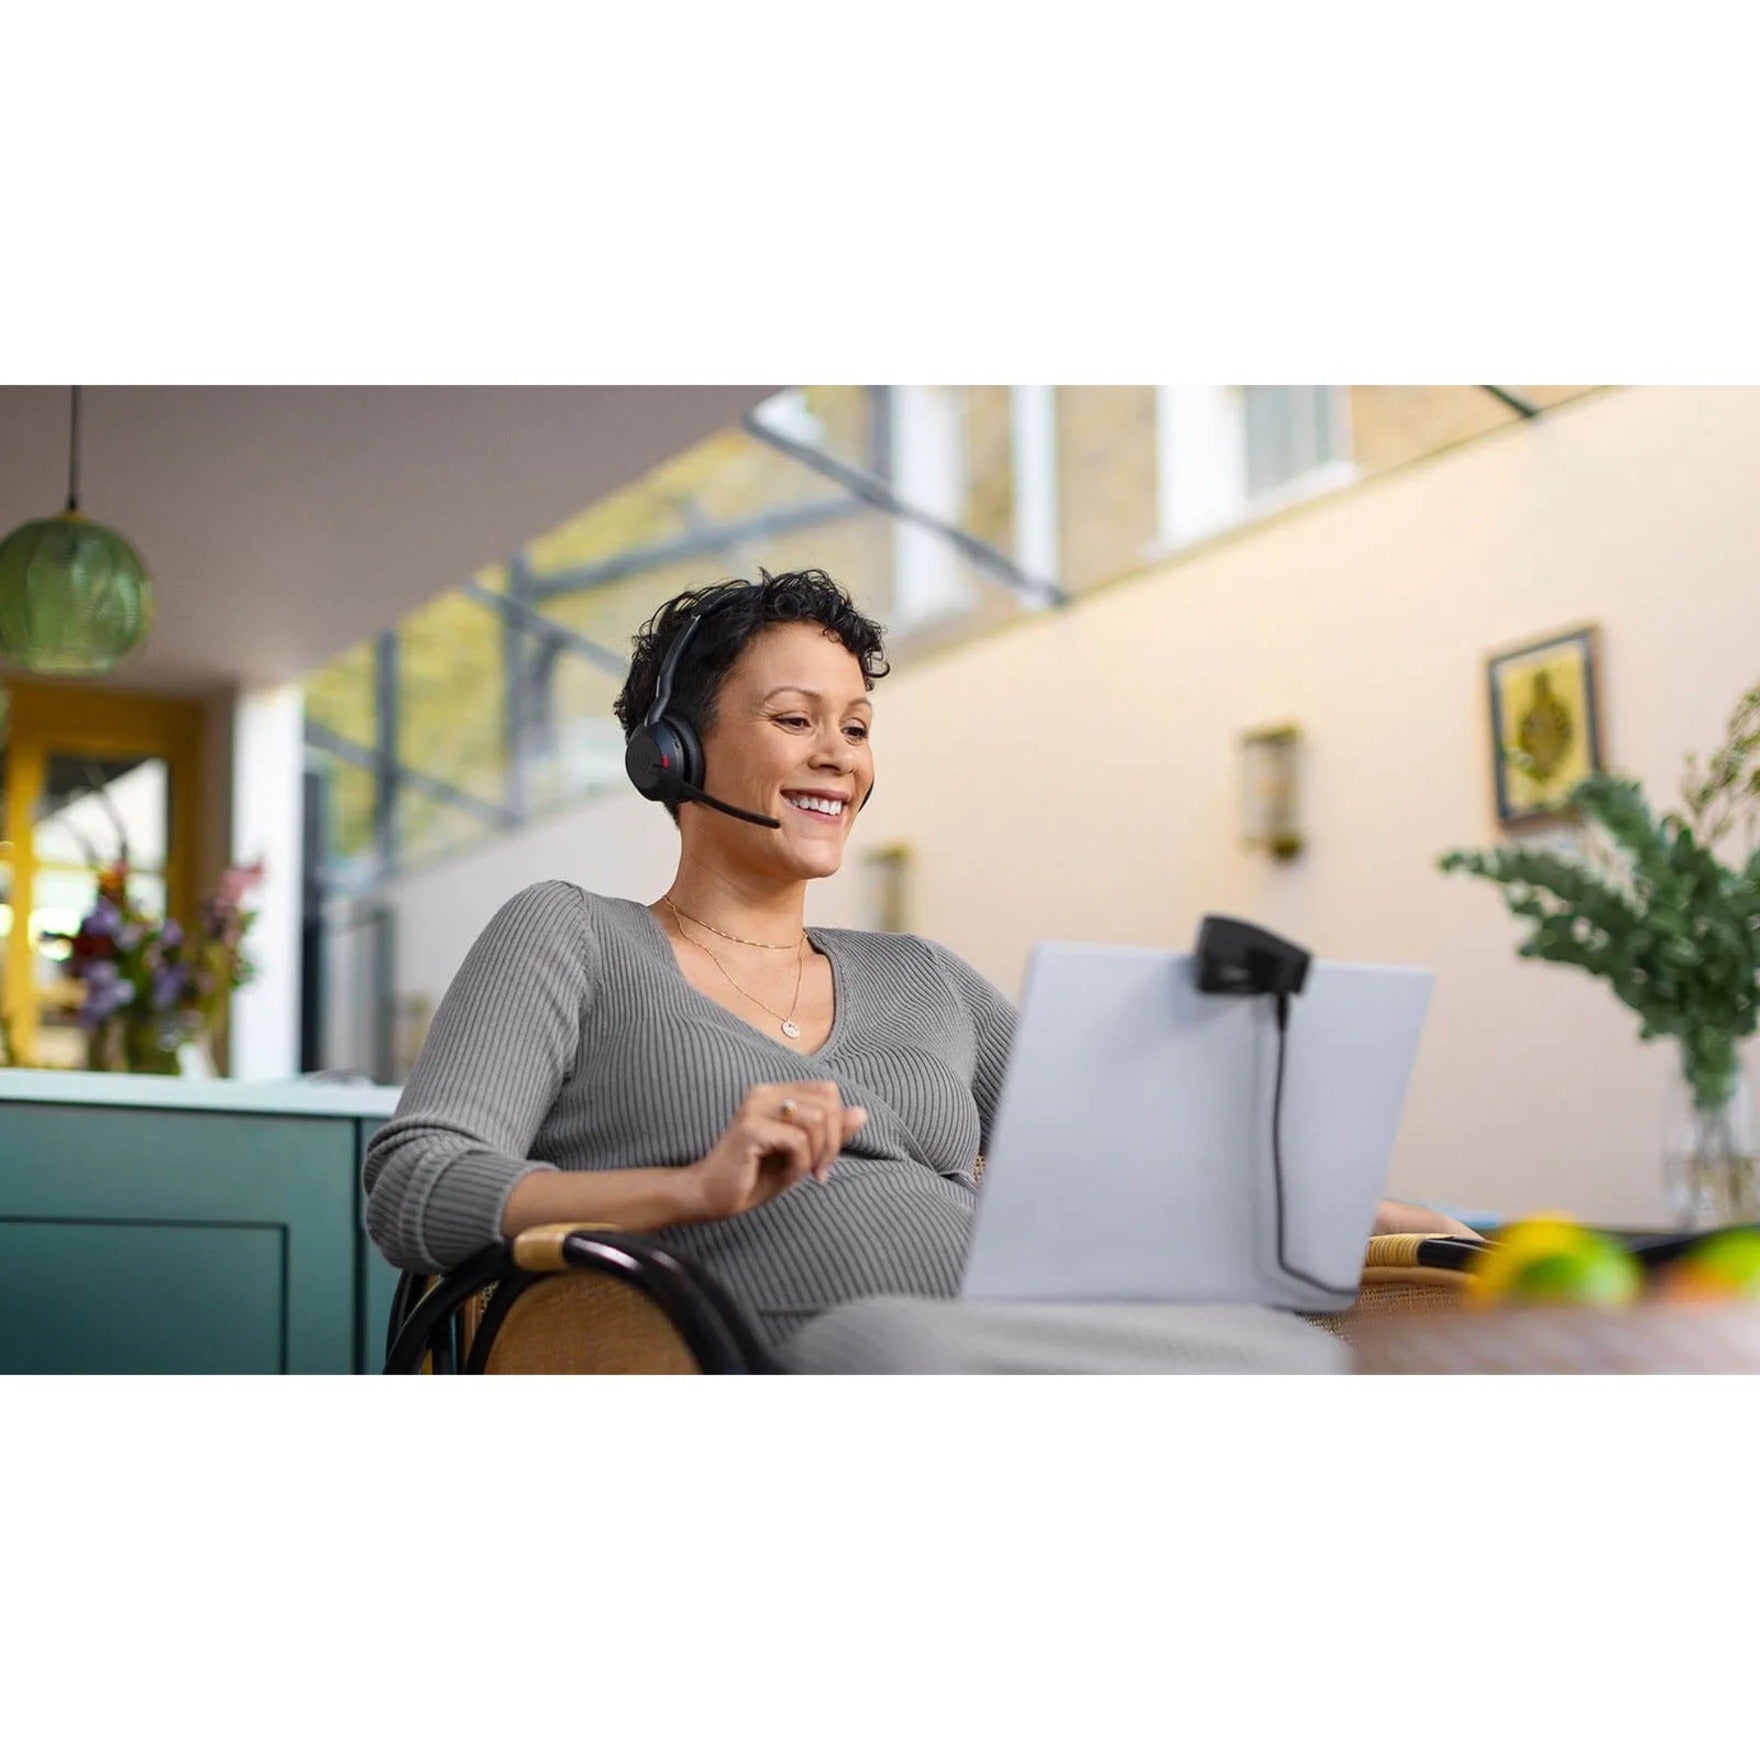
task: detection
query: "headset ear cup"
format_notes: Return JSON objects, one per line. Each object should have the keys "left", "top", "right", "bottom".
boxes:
{"left": 668, "top": 715, "right": 704, "bottom": 794}
{"left": 626, "top": 721, "right": 695, "bottom": 803}
{"left": 624, "top": 727, "right": 666, "bottom": 800}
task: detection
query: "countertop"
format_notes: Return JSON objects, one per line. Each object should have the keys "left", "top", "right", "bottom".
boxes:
{"left": 0, "top": 1067, "right": 403, "bottom": 1119}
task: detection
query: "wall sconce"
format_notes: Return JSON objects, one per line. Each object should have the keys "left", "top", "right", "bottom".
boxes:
{"left": 1240, "top": 724, "right": 1305, "bottom": 860}
{"left": 863, "top": 842, "right": 913, "bottom": 933}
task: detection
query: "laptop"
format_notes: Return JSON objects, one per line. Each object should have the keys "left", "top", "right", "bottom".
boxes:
{"left": 959, "top": 941, "right": 1435, "bottom": 1313}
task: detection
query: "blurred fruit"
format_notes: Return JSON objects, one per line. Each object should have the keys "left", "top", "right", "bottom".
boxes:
{"left": 1657, "top": 1230, "right": 1760, "bottom": 1302}
{"left": 1507, "top": 1248, "right": 1644, "bottom": 1306}
{"left": 1469, "top": 1215, "right": 1644, "bottom": 1308}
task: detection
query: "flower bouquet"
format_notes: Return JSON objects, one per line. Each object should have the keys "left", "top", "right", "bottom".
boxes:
{"left": 45, "top": 860, "right": 265, "bottom": 1075}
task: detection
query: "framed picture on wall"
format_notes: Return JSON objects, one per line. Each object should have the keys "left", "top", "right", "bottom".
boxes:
{"left": 1486, "top": 624, "right": 1605, "bottom": 829}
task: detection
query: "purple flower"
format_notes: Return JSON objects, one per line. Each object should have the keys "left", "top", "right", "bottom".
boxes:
{"left": 151, "top": 963, "right": 190, "bottom": 1014}
{"left": 159, "top": 919, "right": 184, "bottom": 952}
{"left": 116, "top": 922, "right": 145, "bottom": 952}
{"left": 78, "top": 961, "right": 137, "bottom": 1028}
{"left": 84, "top": 898, "right": 123, "bottom": 939}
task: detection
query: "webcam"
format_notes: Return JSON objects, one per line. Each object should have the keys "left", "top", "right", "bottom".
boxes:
{"left": 1193, "top": 915, "right": 1312, "bottom": 998}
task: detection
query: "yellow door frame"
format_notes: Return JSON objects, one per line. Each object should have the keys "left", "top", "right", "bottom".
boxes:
{"left": 2, "top": 680, "right": 204, "bottom": 1065}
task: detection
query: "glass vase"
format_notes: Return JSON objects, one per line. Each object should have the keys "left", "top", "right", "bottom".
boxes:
{"left": 84, "top": 1018, "right": 123, "bottom": 1073}
{"left": 123, "top": 1017, "right": 184, "bottom": 1076}
{"left": 85, "top": 1016, "right": 188, "bottom": 1076}
{"left": 1664, "top": 1063, "right": 1759, "bottom": 1228}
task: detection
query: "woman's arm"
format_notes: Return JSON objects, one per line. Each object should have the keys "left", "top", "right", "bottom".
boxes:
{"left": 501, "top": 1082, "right": 869, "bottom": 1234}
{"left": 501, "top": 1165, "right": 709, "bottom": 1235}
{"left": 1372, "top": 1197, "right": 1483, "bottom": 1239}
{"left": 363, "top": 881, "right": 597, "bottom": 1273}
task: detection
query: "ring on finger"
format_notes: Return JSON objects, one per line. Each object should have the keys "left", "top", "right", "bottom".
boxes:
{"left": 778, "top": 1098, "right": 800, "bottom": 1122}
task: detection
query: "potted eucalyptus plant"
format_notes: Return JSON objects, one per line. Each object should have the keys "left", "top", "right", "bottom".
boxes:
{"left": 1439, "top": 683, "right": 1760, "bottom": 1227}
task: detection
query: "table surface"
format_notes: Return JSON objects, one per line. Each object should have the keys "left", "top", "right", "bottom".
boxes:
{"left": 1352, "top": 1302, "right": 1760, "bottom": 1372}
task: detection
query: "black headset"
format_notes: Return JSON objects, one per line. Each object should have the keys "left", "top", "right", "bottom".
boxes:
{"left": 624, "top": 595, "right": 874, "bottom": 827}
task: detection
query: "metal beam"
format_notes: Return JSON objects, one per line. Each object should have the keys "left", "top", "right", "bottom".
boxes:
{"left": 458, "top": 576, "right": 628, "bottom": 675}
{"left": 521, "top": 494, "right": 860, "bottom": 602}
{"left": 298, "top": 765, "right": 328, "bottom": 1073}
{"left": 866, "top": 384, "right": 892, "bottom": 478}
{"left": 529, "top": 632, "right": 566, "bottom": 749}
{"left": 1482, "top": 385, "right": 1541, "bottom": 419}
{"left": 370, "top": 903, "right": 396, "bottom": 1085}
{"left": 372, "top": 629, "right": 399, "bottom": 874}
{"left": 304, "top": 719, "right": 513, "bottom": 828}
{"left": 501, "top": 554, "right": 532, "bottom": 822}
{"left": 741, "top": 408, "right": 1069, "bottom": 610}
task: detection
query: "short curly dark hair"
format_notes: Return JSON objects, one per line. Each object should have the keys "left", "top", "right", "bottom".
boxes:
{"left": 614, "top": 568, "right": 890, "bottom": 821}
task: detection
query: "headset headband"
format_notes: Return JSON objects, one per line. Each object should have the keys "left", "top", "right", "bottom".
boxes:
{"left": 646, "top": 608, "right": 707, "bottom": 731}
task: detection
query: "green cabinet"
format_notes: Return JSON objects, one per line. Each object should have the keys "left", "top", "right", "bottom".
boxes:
{"left": 0, "top": 1071, "right": 401, "bottom": 1374}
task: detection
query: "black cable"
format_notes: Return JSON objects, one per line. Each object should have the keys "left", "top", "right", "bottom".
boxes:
{"left": 1271, "top": 990, "right": 1360, "bottom": 1301}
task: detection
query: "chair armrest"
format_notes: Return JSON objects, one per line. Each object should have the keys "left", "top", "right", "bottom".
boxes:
{"left": 1302, "top": 1232, "right": 1492, "bottom": 1341}
{"left": 1365, "top": 1232, "right": 1488, "bottom": 1272}
{"left": 383, "top": 1224, "right": 780, "bottom": 1374}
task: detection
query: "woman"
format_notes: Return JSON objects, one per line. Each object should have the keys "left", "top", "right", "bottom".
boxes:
{"left": 363, "top": 568, "right": 1469, "bottom": 1359}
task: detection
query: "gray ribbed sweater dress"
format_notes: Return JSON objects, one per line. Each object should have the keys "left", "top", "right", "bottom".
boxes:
{"left": 361, "top": 883, "right": 1016, "bottom": 1345}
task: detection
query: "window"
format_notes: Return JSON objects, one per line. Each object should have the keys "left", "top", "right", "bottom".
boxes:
{"left": 1156, "top": 386, "right": 1355, "bottom": 554}
{"left": 1244, "top": 386, "right": 1351, "bottom": 499}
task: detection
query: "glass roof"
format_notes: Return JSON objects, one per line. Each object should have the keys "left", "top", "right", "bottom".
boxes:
{"left": 302, "top": 385, "right": 1607, "bottom": 885}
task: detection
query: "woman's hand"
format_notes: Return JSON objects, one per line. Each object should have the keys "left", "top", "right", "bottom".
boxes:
{"left": 1373, "top": 1197, "right": 1483, "bottom": 1241}
{"left": 691, "top": 1081, "right": 868, "bottom": 1222}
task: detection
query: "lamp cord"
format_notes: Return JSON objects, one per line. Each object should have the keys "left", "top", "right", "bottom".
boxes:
{"left": 1271, "top": 990, "right": 1360, "bottom": 1300}
{"left": 66, "top": 385, "right": 81, "bottom": 515}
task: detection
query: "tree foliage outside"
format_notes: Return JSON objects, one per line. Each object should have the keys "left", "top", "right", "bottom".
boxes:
{"left": 1439, "top": 683, "right": 1760, "bottom": 1112}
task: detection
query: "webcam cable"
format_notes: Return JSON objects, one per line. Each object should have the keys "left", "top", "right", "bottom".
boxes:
{"left": 1271, "top": 991, "right": 1361, "bottom": 1302}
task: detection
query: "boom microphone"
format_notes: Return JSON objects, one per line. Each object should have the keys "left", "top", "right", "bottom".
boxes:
{"left": 669, "top": 775, "right": 783, "bottom": 829}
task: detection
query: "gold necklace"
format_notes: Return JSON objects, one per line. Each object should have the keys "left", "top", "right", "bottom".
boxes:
{"left": 668, "top": 899, "right": 808, "bottom": 1040}
{"left": 662, "top": 894, "right": 800, "bottom": 951}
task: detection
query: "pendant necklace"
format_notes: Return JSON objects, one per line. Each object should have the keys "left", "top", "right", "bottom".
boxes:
{"left": 667, "top": 898, "right": 808, "bottom": 1039}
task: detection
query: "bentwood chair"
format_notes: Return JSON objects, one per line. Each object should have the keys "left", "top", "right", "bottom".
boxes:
{"left": 382, "top": 1225, "right": 1491, "bottom": 1374}
{"left": 383, "top": 1224, "right": 782, "bottom": 1374}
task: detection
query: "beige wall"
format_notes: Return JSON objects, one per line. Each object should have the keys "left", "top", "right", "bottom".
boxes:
{"left": 369, "top": 386, "right": 1760, "bottom": 1227}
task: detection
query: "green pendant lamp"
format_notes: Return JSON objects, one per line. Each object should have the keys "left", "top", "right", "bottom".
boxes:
{"left": 0, "top": 387, "right": 153, "bottom": 676}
